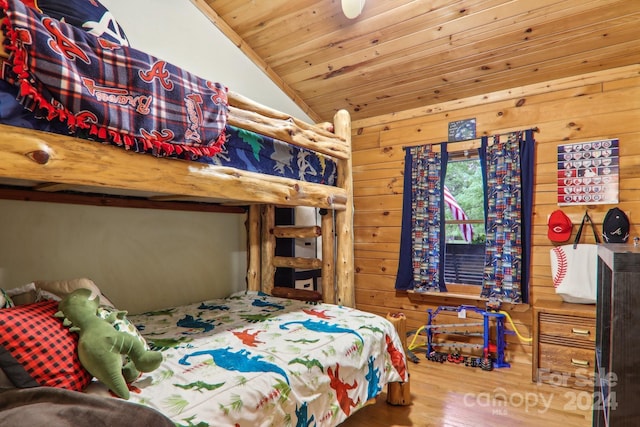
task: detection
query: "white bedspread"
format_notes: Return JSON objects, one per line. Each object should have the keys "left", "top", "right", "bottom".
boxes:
{"left": 124, "top": 291, "right": 408, "bottom": 427}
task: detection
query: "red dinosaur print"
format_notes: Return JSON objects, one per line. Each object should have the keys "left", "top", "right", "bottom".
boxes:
{"left": 385, "top": 334, "right": 407, "bottom": 379}
{"left": 327, "top": 364, "right": 360, "bottom": 416}
{"left": 302, "top": 308, "right": 333, "bottom": 319}
{"left": 232, "top": 329, "right": 264, "bottom": 347}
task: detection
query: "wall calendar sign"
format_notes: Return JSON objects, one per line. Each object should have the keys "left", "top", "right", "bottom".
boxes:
{"left": 448, "top": 118, "right": 476, "bottom": 142}
{"left": 557, "top": 139, "right": 619, "bottom": 206}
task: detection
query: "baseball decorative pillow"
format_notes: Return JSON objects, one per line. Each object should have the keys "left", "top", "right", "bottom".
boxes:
{"left": 20, "top": 0, "right": 129, "bottom": 45}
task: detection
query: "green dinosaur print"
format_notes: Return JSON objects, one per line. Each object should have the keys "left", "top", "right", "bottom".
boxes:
{"left": 237, "top": 127, "right": 264, "bottom": 160}
{"left": 175, "top": 380, "right": 225, "bottom": 392}
{"left": 175, "top": 415, "right": 209, "bottom": 427}
{"left": 286, "top": 338, "right": 320, "bottom": 344}
{"left": 289, "top": 356, "right": 324, "bottom": 372}
{"left": 142, "top": 308, "right": 176, "bottom": 317}
{"left": 240, "top": 313, "right": 273, "bottom": 323}
{"left": 147, "top": 336, "right": 193, "bottom": 351}
{"left": 360, "top": 325, "right": 384, "bottom": 335}
{"left": 275, "top": 379, "right": 291, "bottom": 403}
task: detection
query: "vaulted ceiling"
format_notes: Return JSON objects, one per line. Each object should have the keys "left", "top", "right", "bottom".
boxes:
{"left": 193, "top": 0, "right": 640, "bottom": 123}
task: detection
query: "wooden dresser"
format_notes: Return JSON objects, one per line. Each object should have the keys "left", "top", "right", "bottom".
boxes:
{"left": 532, "top": 299, "right": 596, "bottom": 390}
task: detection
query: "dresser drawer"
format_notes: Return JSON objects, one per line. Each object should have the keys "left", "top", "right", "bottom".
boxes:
{"left": 537, "top": 342, "right": 595, "bottom": 388}
{"left": 539, "top": 312, "right": 596, "bottom": 343}
{"left": 539, "top": 342, "right": 595, "bottom": 371}
{"left": 532, "top": 301, "right": 597, "bottom": 389}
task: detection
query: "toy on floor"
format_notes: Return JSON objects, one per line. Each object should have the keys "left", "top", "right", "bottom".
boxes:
{"left": 407, "top": 304, "right": 527, "bottom": 369}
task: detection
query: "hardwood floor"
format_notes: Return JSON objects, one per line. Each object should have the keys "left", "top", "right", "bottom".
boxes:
{"left": 341, "top": 356, "right": 593, "bottom": 427}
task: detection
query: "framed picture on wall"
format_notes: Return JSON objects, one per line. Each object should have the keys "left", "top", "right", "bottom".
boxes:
{"left": 557, "top": 139, "right": 619, "bottom": 205}
{"left": 448, "top": 118, "right": 476, "bottom": 142}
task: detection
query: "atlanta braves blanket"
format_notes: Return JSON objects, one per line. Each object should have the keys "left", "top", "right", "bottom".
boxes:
{"left": 0, "top": 0, "right": 227, "bottom": 159}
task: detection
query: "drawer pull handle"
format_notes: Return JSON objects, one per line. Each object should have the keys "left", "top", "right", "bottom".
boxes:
{"left": 571, "top": 358, "right": 590, "bottom": 367}
{"left": 572, "top": 328, "right": 590, "bottom": 336}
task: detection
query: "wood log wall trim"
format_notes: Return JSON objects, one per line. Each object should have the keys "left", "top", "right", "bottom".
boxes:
{"left": 350, "top": 64, "right": 640, "bottom": 363}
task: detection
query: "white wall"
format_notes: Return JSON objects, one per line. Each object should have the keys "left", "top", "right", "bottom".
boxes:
{"left": 100, "top": 0, "right": 312, "bottom": 122}
{"left": 0, "top": 200, "right": 247, "bottom": 314}
{"left": 0, "top": 0, "right": 307, "bottom": 312}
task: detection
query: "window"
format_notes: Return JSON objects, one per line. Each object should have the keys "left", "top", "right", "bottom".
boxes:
{"left": 395, "top": 130, "right": 534, "bottom": 303}
{"left": 444, "top": 155, "right": 485, "bottom": 287}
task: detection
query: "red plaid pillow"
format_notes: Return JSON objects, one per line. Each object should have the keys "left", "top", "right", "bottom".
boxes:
{"left": 0, "top": 300, "right": 92, "bottom": 391}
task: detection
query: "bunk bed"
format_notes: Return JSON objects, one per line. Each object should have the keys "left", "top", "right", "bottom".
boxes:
{"left": 0, "top": 1, "right": 408, "bottom": 426}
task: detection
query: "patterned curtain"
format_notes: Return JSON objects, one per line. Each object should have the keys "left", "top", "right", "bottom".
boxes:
{"left": 394, "top": 144, "right": 447, "bottom": 292}
{"left": 480, "top": 131, "right": 534, "bottom": 302}
{"left": 396, "top": 131, "right": 534, "bottom": 302}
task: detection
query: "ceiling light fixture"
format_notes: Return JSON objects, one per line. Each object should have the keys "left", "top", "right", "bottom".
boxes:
{"left": 341, "top": 0, "right": 366, "bottom": 19}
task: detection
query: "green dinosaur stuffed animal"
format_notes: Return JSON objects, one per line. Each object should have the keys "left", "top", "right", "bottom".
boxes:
{"left": 55, "top": 288, "right": 163, "bottom": 399}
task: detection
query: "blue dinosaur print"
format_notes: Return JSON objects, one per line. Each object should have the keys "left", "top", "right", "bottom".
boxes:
{"left": 279, "top": 319, "right": 363, "bottom": 343}
{"left": 177, "top": 315, "right": 215, "bottom": 333}
{"left": 199, "top": 126, "right": 336, "bottom": 183}
{"left": 236, "top": 147, "right": 257, "bottom": 170}
{"left": 365, "top": 356, "right": 382, "bottom": 400}
{"left": 295, "top": 401, "right": 316, "bottom": 427}
{"left": 179, "top": 347, "right": 290, "bottom": 385}
{"left": 197, "top": 302, "right": 230, "bottom": 311}
{"left": 252, "top": 298, "right": 285, "bottom": 311}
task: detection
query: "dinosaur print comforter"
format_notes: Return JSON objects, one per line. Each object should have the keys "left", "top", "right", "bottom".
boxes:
{"left": 124, "top": 291, "right": 408, "bottom": 427}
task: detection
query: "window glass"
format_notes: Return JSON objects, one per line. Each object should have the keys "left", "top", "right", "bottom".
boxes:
{"left": 444, "top": 156, "right": 485, "bottom": 286}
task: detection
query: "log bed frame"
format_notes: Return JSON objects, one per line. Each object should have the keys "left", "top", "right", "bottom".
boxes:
{"left": 0, "top": 17, "right": 414, "bottom": 411}
{"left": 0, "top": 92, "right": 355, "bottom": 307}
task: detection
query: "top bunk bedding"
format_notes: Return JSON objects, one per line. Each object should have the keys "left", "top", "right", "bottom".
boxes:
{"left": 0, "top": 0, "right": 348, "bottom": 208}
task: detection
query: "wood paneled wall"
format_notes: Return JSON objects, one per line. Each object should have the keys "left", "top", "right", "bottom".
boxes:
{"left": 350, "top": 64, "right": 640, "bottom": 363}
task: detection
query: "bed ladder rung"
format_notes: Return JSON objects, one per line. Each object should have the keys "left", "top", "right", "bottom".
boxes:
{"left": 258, "top": 204, "right": 337, "bottom": 304}
{"left": 273, "top": 225, "right": 321, "bottom": 239}
{"left": 273, "top": 256, "right": 322, "bottom": 270}
{"left": 271, "top": 286, "right": 323, "bottom": 302}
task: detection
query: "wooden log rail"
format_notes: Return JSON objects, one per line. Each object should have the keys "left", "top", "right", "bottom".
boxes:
{"left": 273, "top": 256, "right": 323, "bottom": 270}
{"left": 273, "top": 225, "right": 322, "bottom": 239}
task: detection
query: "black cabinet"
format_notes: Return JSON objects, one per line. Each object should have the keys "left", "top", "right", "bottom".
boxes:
{"left": 593, "top": 244, "right": 640, "bottom": 426}
{"left": 274, "top": 207, "right": 295, "bottom": 287}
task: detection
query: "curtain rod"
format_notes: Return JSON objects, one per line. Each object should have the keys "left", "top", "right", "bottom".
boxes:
{"left": 402, "top": 127, "right": 539, "bottom": 150}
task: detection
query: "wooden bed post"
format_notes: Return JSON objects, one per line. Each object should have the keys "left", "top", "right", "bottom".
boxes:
{"left": 247, "top": 204, "right": 261, "bottom": 292}
{"left": 333, "top": 110, "right": 355, "bottom": 307}
{"left": 261, "top": 204, "right": 276, "bottom": 295}
{"left": 320, "top": 209, "right": 336, "bottom": 304}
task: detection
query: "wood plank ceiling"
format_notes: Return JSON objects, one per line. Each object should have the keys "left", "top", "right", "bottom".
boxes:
{"left": 193, "top": 0, "right": 640, "bottom": 123}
